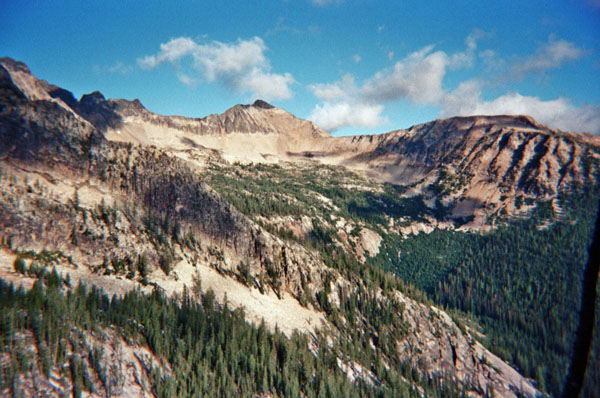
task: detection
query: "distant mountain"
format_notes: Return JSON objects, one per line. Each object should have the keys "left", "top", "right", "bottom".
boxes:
{"left": 330, "top": 115, "right": 600, "bottom": 228}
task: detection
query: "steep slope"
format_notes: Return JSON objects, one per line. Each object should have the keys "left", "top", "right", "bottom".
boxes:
{"left": 0, "top": 58, "right": 543, "bottom": 397}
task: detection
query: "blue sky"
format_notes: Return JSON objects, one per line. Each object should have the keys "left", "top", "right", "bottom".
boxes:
{"left": 2, "top": 0, "right": 599, "bottom": 135}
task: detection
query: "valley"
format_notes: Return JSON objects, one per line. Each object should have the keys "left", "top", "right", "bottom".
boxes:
{"left": 1, "top": 56, "right": 599, "bottom": 398}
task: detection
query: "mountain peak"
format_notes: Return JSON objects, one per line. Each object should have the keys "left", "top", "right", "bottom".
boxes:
{"left": 204, "top": 99, "right": 330, "bottom": 139}
{"left": 80, "top": 91, "right": 106, "bottom": 106}
{"left": 251, "top": 99, "right": 275, "bottom": 109}
{"left": 0, "top": 57, "right": 31, "bottom": 74}
{"left": 47, "top": 86, "right": 78, "bottom": 108}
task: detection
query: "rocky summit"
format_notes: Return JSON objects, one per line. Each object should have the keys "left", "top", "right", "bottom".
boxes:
{"left": 1, "top": 57, "right": 599, "bottom": 398}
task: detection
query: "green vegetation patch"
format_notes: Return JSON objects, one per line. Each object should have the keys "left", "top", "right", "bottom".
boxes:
{"left": 205, "top": 162, "right": 432, "bottom": 232}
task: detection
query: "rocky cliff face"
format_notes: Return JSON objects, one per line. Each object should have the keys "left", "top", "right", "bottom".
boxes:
{"left": 341, "top": 115, "right": 599, "bottom": 192}
{"left": 330, "top": 115, "right": 600, "bottom": 227}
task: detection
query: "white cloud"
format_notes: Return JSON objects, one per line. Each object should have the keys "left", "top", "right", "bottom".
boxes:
{"left": 310, "top": 44, "right": 452, "bottom": 107}
{"left": 353, "top": 54, "right": 361, "bottom": 63}
{"left": 441, "top": 80, "right": 600, "bottom": 133}
{"left": 307, "top": 41, "right": 469, "bottom": 131}
{"left": 478, "top": 49, "right": 502, "bottom": 72}
{"left": 377, "top": 25, "right": 385, "bottom": 33}
{"left": 479, "top": 49, "right": 496, "bottom": 59}
{"left": 308, "top": 102, "right": 386, "bottom": 132}
{"left": 138, "top": 36, "right": 294, "bottom": 100}
{"left": 237, "top": 68, "right": 295, "bottom": 101}
{"left": 176, "top": 71, "right": 196, "bottom": 86}
{"left": 448, "top": 29, "right": 484, "bottom": 69}
{"left": 194, "top": 37, "right": 267, "bottom": 81}
{"left": 387, "top": 51, "right": 394, "bottom": 61}
{"left": 510, "top": 36, "right": 585, "bottom": 79}
{"left": 108, "top": 61, "right": 133, "bottom": 74}
{"left": 309, "top": 33, "right": 483, "bottom": 117}
{"left": 308, "top": 73, "right": 357, "bottom": 102}
{"left": 308, "top": 75, "right": 385, "bottom": 131}
{"left": 138, "top": 37, "right": 198, "bottom": 69}
{"left": 361, "top": 45, "right": 449, "bottom": 103}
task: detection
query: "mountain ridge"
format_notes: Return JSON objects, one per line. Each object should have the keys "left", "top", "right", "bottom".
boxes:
{"left": 5, "top": 56, "right": 595, "bottom": 141}
{"left": 2, "top": 55, "right": 599, "bottom": 230}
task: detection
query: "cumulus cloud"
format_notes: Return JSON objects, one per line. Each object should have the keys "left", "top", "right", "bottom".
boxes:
{"left": 307, "top": 42, "right": 464, "bottom": 131}
{"left": 195, "top": 38, "right": 268, "bottom": 81}
{"left": 138, "top": 36, "right": 294, "bottom": 100}
{"left": 309, "top": 74, "right": 357, "bottom": 102}
{"left": 478, "top": 49, "right": 503, "bottom": 72}
{"left": 448, "top": 29, "right": 485, "bottom": 69}
{"left": 308, "top": 102, "right": 386, "bottom": 132}
{"left": 441, "top": 80, "right": 600, "bottom": 133}
{"left": 510, "top": 36, "right": 585, "bottom": 79}
{"left": 361, "top": 45, "right": 449, "bottom": 104}
{"left": 237, "top": 68, "right": 294, "bottom": 100}
{"left": 308, "top": 75, "right": 385, "bottom": 131}
{"left": 175, "top": 71, "right": 196, "bottom": 86}
{"left": 138, "top": 37, "right": 198, "bottom": 69}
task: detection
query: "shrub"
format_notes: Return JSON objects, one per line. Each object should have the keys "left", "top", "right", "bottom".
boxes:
{"left": 13, "top": 257, "right": 26, "bottom": 274}
{"left": 160, "top": 250, "right": 174, "bottom": 275}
